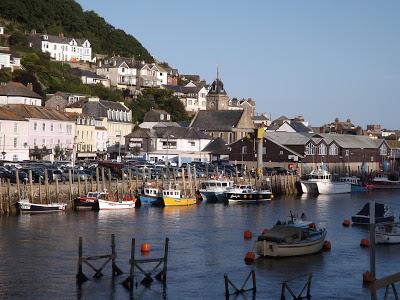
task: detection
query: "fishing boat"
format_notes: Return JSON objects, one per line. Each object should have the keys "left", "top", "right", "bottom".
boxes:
{"left": 199, "top": 179, "right": 234, "bottom": 202}
{"left": 139, "top": 187, "right": 163, "bottom": 206}
{"left": 73, "top": 191, "right": 103, "bottom": 210}
{"left": 16, "top": 199, "right": 67, "bottom": 213}
{"left": 372, "top": 174, "right": 400, "bottom": 190}
{"left": 224, "top": 185, "right": 272, "bottom": 203}
{"left": 376, "top": 223, "right": 400, "bottom": 244}
{"left": 351, "top": 203, "right": 395, "bottom": 225}
{"left": 162, "top": 189, "right": 197, "bottom": 206}
{"left": 339, "top": 176, "right": 374, "bottom": 192}
{"left": 255, "top": 224, "right": 327, "bottom": 257}
{"left": 97, "top": 193, "right": 136, "bottom": 210}
{"left": 276, "top": 212, "right": 313, "bottom": 228}
{"left": 300, "top": 166, "right": 351, "bottom": 194}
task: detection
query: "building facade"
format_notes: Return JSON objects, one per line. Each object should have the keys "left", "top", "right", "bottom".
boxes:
{"left": 0, "top": 82, "right": 42, "bottom": 106}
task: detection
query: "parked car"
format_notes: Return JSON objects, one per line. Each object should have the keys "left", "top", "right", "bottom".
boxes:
{"left": 63, "top": 169, "right": 90, "bottom": 181}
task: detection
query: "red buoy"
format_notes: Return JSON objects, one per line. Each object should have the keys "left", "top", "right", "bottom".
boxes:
{"left": 141, "top": 242, "right": 151, "bottom": 253}
{"left": 323, "top": 240, "right": 332, "bottom": 251}
{"left": 244, "top": 252, "right": 256, "bottom": 264}
{"left": 342, "top": 219, "right": 351, "bottom": 227}
{"left": 360, "top": 239, "right": 369, "bottom": 248}
{"left": 363, "top": 271, "right": 374, "bottom": 284}
{"left": 244, "top": 230, "right": 252, "bottom": 240}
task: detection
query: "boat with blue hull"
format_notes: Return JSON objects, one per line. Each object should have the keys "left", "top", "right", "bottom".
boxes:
{"left": 199, "top": 179, "right": 234, "bottom": 202}
{"left": 339, "top": 177, "right": 374, "bottom": 192}
{"left": 139, "top": 187, "right": 163, "bottom": 206}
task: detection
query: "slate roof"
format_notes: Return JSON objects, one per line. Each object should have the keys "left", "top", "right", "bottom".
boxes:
{"left": 163, "top": 84, "right": 204, "bottom": 95}
{"left": 203, "top": 138, "right": 230, "bottom": 155}
{"left": 286, "top": 121, "right": 313, "bottom": 133}
{"left": 155, "top": 127, "right": 211, "bottom": 140}
{"left": 71, "top": 68, "right": 108, "bottom": 80}
{"left": 266, "top": 132, "right": 385, "bottom": 149}
{"left": 30, "top": 34, "right": 89, "bottom": 46}
{"left": 190, "top": 110, "right": 244, "bottom": 131}
{"left": 6, "top": 104, "right": 72, "bottom": 121}
{"left": 252, "top": 115, "right": 269, "bottom": 121}
{"left": 143, "top": 109, "right": 170, "bottom": 122}
{"left": 0, "top": 106, "right": 28, "bottom": 121}
{"left": 208, "top": 79, "right": 227, "bottom": 95}
{"left": 387, "top": 140, "right": 400, "bottom": 149}
{"left": 126, "top": 128, "right": 155, "bottom": 139}
{"left": 0, "top": 82, "right": 42, "bottom": 99}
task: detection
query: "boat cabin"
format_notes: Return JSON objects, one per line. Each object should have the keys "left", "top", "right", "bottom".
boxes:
{"left": 87, "top": 192, "right": 101, "bottom": 198}
{"left": 201, "top": 180, "right": 234, "bottom": 190}
{"left": 144, "top": 188, "right": 159, "bottom": 197}
{"left": 307, "top": 168, "right": 332, "bottom": 181}
{"left": 163, "top": 189, "right": 181, "bottom": 199}
{"left": 339, "top": 177, "right": 360, "bottom": 185}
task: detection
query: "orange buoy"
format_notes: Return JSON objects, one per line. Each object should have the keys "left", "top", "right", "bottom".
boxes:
{"left": 360, "top": 239, "right": 369, "bottom": 248}
{"left": 244, "top": 230, "right": 253, "bottom": 240}
{"left": 323, "top": 240, "right": 332, "bottom": 251}
{"left": 141, "top": 242, "right": 151, "bottom": 253}
{"left": 363, "top": 271, "right": 374, "bottom": 284}
{"left": 262, "top": 228, "right": 269, "bottom": 235}
{"left": 244, "top": 251, "right": 256, "bottom": 264}
{"left": 342, "top": 219, "right": 351, "bottom": 227}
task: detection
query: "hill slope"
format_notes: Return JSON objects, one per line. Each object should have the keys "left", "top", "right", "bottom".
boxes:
{"left": 0, "top": 0, "right": 154, "bottom": 62}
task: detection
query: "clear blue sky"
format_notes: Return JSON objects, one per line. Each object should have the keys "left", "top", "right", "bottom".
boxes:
{"left": 77, "top": 0, "right": 399, "bottom": 129}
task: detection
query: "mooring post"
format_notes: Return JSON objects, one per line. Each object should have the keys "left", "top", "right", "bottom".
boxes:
{"left": 28, "top": 170, "right": 33, "bottom": 203}
{"left": 280, "top": 282, "right": 286, "bottom": 300}
{"left": 111, "top": 234, "right": 123, "bottom": 277}
{"left": 96, "top": 167, "right": 100, "bottom": 191}
{"left": 101, "top": 167, "right": 105, "bottom": 191}
{"left": 224, "top": 273, "right": 229, "bottom": 299}
{"left": 163, "top": 237, "right": 169, "bottom": 284}
{"left": 123, "top": 238, "right": 136, "bottom": 290}
{"left": 16, "top": 169, "right": 21, "bottom": 201}
{"left": 76, "top": 236, "right": 88, "bottom": 284}
{"left": 252, "top": 270, "right": 257, "bottom": 293}
{"left": 307, "top": 273, "right": 312, "bottom": 298}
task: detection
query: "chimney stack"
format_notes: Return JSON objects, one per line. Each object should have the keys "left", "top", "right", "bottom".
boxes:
{"left": 59, "top": 32, "right": 64, "bottom": 38}
{"left": 27, "top": 83, "right": 33, "bottom": 91}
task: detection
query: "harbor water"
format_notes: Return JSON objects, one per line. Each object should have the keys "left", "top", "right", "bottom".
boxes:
{"left": 1, "top": 190, "right": 400, "bottom": 299}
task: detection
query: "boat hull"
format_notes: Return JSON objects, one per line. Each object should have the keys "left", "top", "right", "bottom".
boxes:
{"left": 17, "top": 201, "right": 67, "bottom": 213}
{"left": 316, "top": 182, "right": 351, "bottom": 194}
{"left": 139, "top": 195, "right": 163, "bottom": 206}
{"left": 225, "top": 192, "right": 271, "bottom": 204}
{"left": 300, "top": 181, "right": 319, "bottom": 194}
{"left": 98, "top": 199, "right": 135, "bottom": 210}
{"left": 163, "top": 197, "right": 197, "bottom": 206}
{"left": 351, "top": 215, "right": 394, "bottom": 225}
{"left": 376, "top": 224, "right": 400, "bottom": 244}
{"left": 255, "top": 230, "right": 326, "bottom": 257}
{"left": 73, "top": 198, "right": 98, "bottom": 210}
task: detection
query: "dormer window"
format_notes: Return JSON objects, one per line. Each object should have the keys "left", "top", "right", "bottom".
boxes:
{"left": 167, "top": 114, "right": 170, "bottom": 121}
{"left": 160, "top": 114, "right": 164, "bottom": 121}
{"left": 43, "top": 35, "right": 48, "bottom": 40}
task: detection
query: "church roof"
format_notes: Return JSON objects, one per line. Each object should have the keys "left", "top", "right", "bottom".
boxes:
{"left": 190, "top": 110, "right": 244, "bottom": 131}
{"left": 208, "top": 78, "right": 227, "bottom": 95}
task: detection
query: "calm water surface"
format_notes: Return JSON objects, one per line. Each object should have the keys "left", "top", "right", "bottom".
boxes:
{"left": 1, "top": 190, "right": 400, "bottom": 299}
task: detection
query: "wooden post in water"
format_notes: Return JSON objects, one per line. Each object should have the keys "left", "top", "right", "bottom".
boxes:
{"left": 135, "top": 168, "right": 139, "bottom": 191}
{"left": 101, "top": 167, "right": 106, "bottom": 191}
{"left": 370, "top": 199, "right": 376, "bottom": 284}
{"left": 84, "top": 177, "right": 88, "bottom": 195}
{"left": 28, "top": 170, "right": 33, "bottom": 203}
{"left": 108, "top": 168, "right": 112, "bottom": 192}
{"left": 121, "top": 170, "right": 125, "bottom": 195}
{"left": 90, "top": 176, "right": 94, "bottom": 192}
{"left": 16, "top": 169, "right": 21, "bottom": 201}
{"left": 181, "top": 168, "right": 186, "bottom": 195}
{"left": 55, "top": 176, "right": 59, "bottom": 201}
{"left": 193, "top": 166, "right": 198, "bottom": 191}
{"left": 0, "top": 179, "right": 3, "bottom": 214}
{"left": 38, "top": 177, "right": 42, "bottom": 204}
{"left": 187, "top": 165, "right": 192, "bottom": 196}
{"left": 96, "top": 167, "right": 100, "bottom": 191}
{"left": 6, "top": 179, "right": 11, "bottom": 213}
{"left": 77, "top": 174, "right": 81, "bottom": 196}
{"left": 68, "top": 169, "right": 73, "bottom": 206}
{"left": 44, "top": 169, "right": 49, "bottom": 203}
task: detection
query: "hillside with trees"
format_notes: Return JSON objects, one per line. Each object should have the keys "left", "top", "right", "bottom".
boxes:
{"left": 0, "top": 0, "right": 154, "bottom": 62}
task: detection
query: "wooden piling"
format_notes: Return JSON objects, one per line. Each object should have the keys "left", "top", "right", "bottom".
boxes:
{"left": 101, "top": 167, "right": 105, "bottom": 191}
{"left": 108, "top": 168, "right": 112, "bottom": 191}
{"left": 44, "top": 169, "right": 49, "bottom": 203}
{"left": 96, "top": 167, "right": 100, "bottom": 191}
{"left": 77, "top": 174, "right": 81, "bottom": 196}
{"left": 38, "top": 177, "right": 42, "bottom": 204}
{"left": 68, "top": 169, "right": 73, "bottom": 206}
{"left": 16, "top": 169, "right": 21, "bottom": 201}
{"left": 55, "top": 175, "right": 59, "bottom": 201}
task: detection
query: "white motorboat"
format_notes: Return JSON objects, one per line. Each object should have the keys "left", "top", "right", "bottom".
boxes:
{"left": 376, "top": 223, "right": 400, "bottom": 244}
{"left": 255, "top": 224, "right": 327, "bottom": 257}
{"left": 300, "top": 166, "right": 351, "bottom": 194}
{"left": 16, "top": 199, "right": 67, "bottom": 213}
{"left": 199, "top": 179, "right": 234, "bottom": 202}
{"left": 224, "top": 185, "right": 272, "bottom": 203}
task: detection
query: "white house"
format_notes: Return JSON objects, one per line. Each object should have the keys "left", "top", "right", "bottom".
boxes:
{"left": 28, "top": 33, "right": 93, "bottom": 62}
{"left": 0, "top": 27, "right": 4, "bottom": 35}
{"left": 0, "top": 107, "right": 30, "bottom": 161}
{"left": 163, "top": 82, "right": 208, "bottom": 112}
{"left": 0, "top": 47, "right": 21, "bottom": 71}
{"left": 97, "top": 57, "right": 137, "bottom": 89}
{"left": 71, "top": 68, "right": 110, "bottom": 87}
{"left": 6, "top": 104, "right": 76, "bottom": 161}
{"left": 125, "top": 126, "right": 212, "bottom": 164}
{"left": 0, "top": 82, "right": 42, "bottom": 106}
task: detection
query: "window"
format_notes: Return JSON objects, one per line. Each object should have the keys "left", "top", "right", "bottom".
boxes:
{"left": 13, "top": 155, "right": 18, "bottom": 161}
{"left": 318, "top": 143, "right": 327, "bottom": 155}
{"left": 13, "top": 138, "right": 17, "bottom": 148}
{"left": 188, "top": 100, "right": 192, "bottom": 106}
{"left": 345, "top": 150, "right": 350, "bottom": 157}
{"left": 67, "top": 125, "right": 72, "bottom": 134}
{"left": 34, "top": 122, "right": 38, "bottom": 131}
{"left": 241, "top": 146, "right": 247, "bottom": 154}
{"left": 189, "top": 141, "right": 195, "bottom": 147}
{"left": 14, "top": 123, "right": 18, "bottom": 134}
{"left": 160, "top": 114, "right": 164, "bottom": 120}
{"left": 329, "top": 144, "right": 338, "bottom": 155}
{"left": 59, "top": 124, "right": 63, "bottom": 132}
{"left": 51, "top": 123, "right": 54, "bottom": 132}
{"left": 380, "top": 144, "right": 387, "bottom": 156}
{"left": 279, "top": 150, "right": 284, "bottom": 155}
{"left": 42, "top": 123, "right": 46, "bottom": 131}
{"left": 34, "top": 139, "right": 37, "bottom": 146}
{"left": 305, "top": 143, "right": 317, "bottom": 155}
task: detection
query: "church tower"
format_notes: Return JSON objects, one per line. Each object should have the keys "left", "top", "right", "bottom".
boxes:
{"left": 206, "top": 68, "right": 229, "bottom": 110}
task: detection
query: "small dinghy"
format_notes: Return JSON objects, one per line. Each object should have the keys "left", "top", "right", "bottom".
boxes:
{"left": 255, "top": 224, "right": 327, "bottom": 257}
{"left": 97, "top": 192, "right": 136, "bottom": 210}
{"left": 351, "top": 203, "right": 394, "bottom": 225}
{"left": 16, "top": 199, "right": 67, "bottom": 213}
{"left": 376, "top": 223, "right": 400, "bottom": 244}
